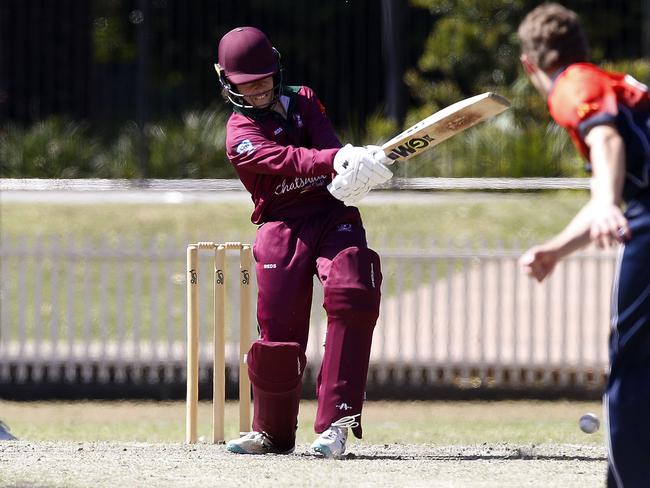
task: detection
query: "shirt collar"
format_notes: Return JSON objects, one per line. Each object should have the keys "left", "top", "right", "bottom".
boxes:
{"left": 550, "top": 65, "right": 569, "bottom": 83}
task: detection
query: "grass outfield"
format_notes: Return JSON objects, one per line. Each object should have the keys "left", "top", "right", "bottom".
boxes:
{"left": 0, "top": 191, "right": 588, "bottom": 247}
{"left": 2, "top": 194, "right": 610, "bottom": 487}
{"left": 0, "top": 399, "right": 604, "bottom": 446}
{"left": 0, "top": 191, "right": 592, "bottom": 344}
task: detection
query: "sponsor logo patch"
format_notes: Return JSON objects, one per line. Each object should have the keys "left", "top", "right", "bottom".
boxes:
{"left": 274, "top": 175, "right": 329, "bottom": 195}
{"left": 336, "top": 402, "right": 353, "bottom": 411}
{"left": 336, "top": 223, "right": 353, "bottom": 232}
{"left": 576, "top": 102, "right": 601, "bottom": 119}
{"left": 263, "top": 263, "right": 277, "bottom": 269}
{"left": 235, "top": 139, "right": 254, "bottom": 155}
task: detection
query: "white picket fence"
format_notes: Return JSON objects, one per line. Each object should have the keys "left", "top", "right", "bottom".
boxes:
{"left": 0, "top": 235, "right": 615, "bottom": 393}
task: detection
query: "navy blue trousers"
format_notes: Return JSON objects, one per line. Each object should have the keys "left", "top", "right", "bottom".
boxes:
{"left": 606, "top": 196, "right": 650, "bottom": 488}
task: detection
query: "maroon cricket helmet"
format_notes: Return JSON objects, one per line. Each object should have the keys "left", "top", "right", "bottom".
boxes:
{"left": 217, "top": 26, "right": 279, "bottom": 85}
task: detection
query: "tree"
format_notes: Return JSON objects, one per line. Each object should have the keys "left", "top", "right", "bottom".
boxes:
{"left": 404, "top": 0, "right": 647, "bottom": 121}
{"left": 405, "top": 0, "right": 527, "bottom": 121}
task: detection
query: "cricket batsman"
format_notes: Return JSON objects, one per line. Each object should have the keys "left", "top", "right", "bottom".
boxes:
{"left": 517, "top": 4, "right": 650, "bottom": 486}
{"left": 214, "top": 26, "right": 392, "bottom": 458}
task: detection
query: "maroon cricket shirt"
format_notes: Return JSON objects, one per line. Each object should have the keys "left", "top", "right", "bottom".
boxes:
{"left": 225, "top": 85, "right": 345, "bottom": 224}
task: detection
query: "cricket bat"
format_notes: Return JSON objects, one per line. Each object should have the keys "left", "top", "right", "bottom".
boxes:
{"left": 378, "top": 92, "right": 510, "bottom": 165}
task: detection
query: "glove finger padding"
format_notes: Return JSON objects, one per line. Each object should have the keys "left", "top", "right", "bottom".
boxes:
{"left": 337, "top": 156, "right": 392, "bottom": 188}
{"left": 358, "top": 159, "right": 392, "bottom": 186}
{"left": 327, "top": 173, "right": 371, "bottom": 204}
{"left": 343, "top": 190, "right": 370, "bottom": 205}
{"left": 365, "top": 144, "right": 391, "bottom": 165}
{"left": 344, "top": 184, "right": 371, "bottom": 204}
{"left": 333, "top": 144, "right": 393, "bottom": 187}
{"left": 334, "top": 144, "right": 386, "bottom": 172}
{"left": 328, "top": 175, "right": 356, "bottom": 199}
{"left": 329, "top": 143, "right": 391, "bottom": 205}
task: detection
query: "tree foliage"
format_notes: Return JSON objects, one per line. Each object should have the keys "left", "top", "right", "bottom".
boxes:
{"left": 406, "top": 0, "right": 528, "bottom": 118}
{"left": 406, "top": 0, "right": 646, "bottom": 111}
{"left": 389, "top": 0, "right": 650, "bottom": 177}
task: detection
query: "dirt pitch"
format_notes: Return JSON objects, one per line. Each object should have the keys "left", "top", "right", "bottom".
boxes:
{"left": 0, "top": 400, "right": 608, "bottom": 487}
{"left": 0, "top": 441, "right": 606, "bottom": 488}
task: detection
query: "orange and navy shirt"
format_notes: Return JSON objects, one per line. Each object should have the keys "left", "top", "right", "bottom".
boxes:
{"left": 548, "top": 62, "right": 650, "bottom": 201}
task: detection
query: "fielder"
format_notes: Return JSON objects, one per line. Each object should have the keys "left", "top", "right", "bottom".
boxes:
{"left": 517, "top": 4, "right": 650, "bottom": 486}
{"left": 214, "top": 26, "right": 392, "bottom": 458}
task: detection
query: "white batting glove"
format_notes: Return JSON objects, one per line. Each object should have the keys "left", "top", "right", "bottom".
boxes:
{"left": 340, "top": 177, "right": 373, "bottom": 205}
{"left": 343, "top": 185, "right": 371, "bottom": 205}
{"left": 327, "top": 172, "right": 371, "bottom": 205}
{"left": 333, "top": 144, "right": 393, "bottom": 187}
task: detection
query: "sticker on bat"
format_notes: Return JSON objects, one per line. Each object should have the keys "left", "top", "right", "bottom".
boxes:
{"left": 386, "top": 135, "right": 435, "bottom": 161}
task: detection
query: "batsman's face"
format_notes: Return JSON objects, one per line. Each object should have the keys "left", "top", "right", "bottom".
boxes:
{"left": 236, "top": 77, "right": 274, "bottom": 108}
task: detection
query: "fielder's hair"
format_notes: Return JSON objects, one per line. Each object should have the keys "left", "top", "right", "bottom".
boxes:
{"left": 517, "top": 2, "right": 589, "bottom": 72}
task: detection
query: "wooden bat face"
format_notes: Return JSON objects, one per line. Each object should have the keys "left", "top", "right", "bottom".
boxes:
{"left": 380, "top": 92, "right": 510, "bottom": 164}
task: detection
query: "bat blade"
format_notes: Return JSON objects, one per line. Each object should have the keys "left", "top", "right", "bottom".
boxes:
{"left": 380, "top": 92, "right": 510, "bottom": 165}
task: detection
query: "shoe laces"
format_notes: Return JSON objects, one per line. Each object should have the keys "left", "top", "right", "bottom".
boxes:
{"left": 331, "top": 413, "right": 360, "bottom": 429}
{"left": 244, "top": 431, "right": 273, "bottom": 447}
{"left": 321, "top": 414, "right": 361, "bottom": 441}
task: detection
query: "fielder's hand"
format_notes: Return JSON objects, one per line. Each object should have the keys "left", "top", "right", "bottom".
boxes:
{"left": 589, "top": 203, "right": 630, "bottom": 248}
{"left": 519, "top": 246, "right": 558, "bottom": 283}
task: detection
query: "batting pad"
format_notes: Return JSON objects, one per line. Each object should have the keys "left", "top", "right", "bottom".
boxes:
{"left": 247, "top": 340, "right": 306, "bottom": 451}
{"left": 316, "top": 247, "right": 382, "bottom": 439}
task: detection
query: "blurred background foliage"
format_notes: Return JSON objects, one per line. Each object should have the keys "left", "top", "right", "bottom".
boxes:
{"left": 1, "top": 0, "right": 648, "bottom": 178}
{"left": 1, "top": 109, "right": 233, "bottom": 178}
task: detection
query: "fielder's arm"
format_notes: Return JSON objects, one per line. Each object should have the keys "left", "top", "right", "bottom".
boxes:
{"left": 584, "top": 123, "right": 630, "bottom": 247}
{"left": 519, "top": 204, "right": 593, "bottom": 282}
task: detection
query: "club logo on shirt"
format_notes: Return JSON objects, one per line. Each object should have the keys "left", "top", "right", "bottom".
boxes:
{"left": 235, "top": 139, "right": 255, "bottom": 155}
{"left": 576, "top": 102, "right": 600, "bottom": 119}
{"left": 293, "top": 114, "right": 304, "bottom": 128}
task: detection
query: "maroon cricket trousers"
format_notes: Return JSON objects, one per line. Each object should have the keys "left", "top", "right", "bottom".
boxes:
{"left": 250, "top": 205, "right": 382, "bottom": 449}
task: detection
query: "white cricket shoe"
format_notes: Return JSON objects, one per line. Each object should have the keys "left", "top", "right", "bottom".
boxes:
{"left": 311, "top": 414, "right": 360, "bottom": 459}
{"left": 226, "top": 431, "right": 294, "bottom": 455}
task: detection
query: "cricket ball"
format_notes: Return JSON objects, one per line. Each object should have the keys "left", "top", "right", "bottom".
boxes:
{"left": 579, "top": 413, "right": 600, "bottom": 434}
